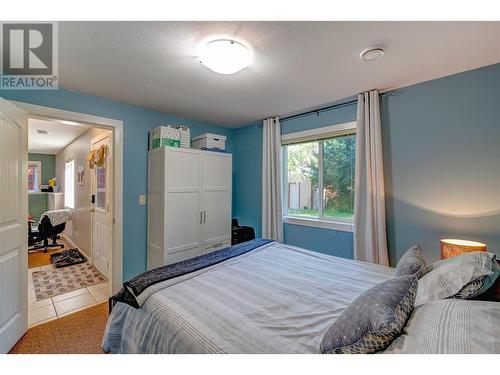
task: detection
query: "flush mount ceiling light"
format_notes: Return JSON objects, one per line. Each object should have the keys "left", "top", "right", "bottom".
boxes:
{"left": 359, "top": 46, "right": 385, "bottom": 62}
{"left": 199, "top": 39, "right": 251, "bottom": 75}
{"left": 36, "top": 129, "right": 48, "bottom": 134}
{"left": 60, "top": 120, "right": 79, "bottom": 126}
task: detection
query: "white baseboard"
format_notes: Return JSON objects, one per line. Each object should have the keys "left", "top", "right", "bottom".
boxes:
{"left": 60, "top": 234, "right": 93, "bottom": 266}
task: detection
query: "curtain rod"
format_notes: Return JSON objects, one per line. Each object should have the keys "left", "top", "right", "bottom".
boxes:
{"left": 280, "top": 99, "right": 358, "bottom": 123}
{"left": 279, "top": 90, "right": 395, "bottom": 123}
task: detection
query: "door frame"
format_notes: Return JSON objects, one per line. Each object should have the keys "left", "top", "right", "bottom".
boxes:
{"left": 90, "top": 132, "right": 113, "bottom": 278}
{"left": 11, "top": 100, "right": 124, "bottom": 294}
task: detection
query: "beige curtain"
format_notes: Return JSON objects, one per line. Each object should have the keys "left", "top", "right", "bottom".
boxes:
{"left": 262, "top": 116, "right": 283, "bottom": 242}
{"left": 354, "top": 90, "right": 389, "bottom": 265}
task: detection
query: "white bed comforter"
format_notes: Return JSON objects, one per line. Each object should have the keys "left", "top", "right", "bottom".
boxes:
{"left": 102, "top": 242, "right": 395, "bottom": 353}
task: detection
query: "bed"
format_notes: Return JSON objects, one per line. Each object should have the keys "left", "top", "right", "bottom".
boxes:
{"left": 102, "top": 240, "right": 500, "bottom": 354}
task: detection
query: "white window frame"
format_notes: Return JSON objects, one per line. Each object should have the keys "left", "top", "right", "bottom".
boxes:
{"left": 282, "top": 121, "right": 356, "bottom": 232}
{"left": 64, "top": 159, "right": 75, "bottom": 209}
{"left": 28, "top": 161, "right": 42, "bottom": 193}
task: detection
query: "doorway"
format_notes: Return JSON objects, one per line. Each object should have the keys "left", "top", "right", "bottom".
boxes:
{"left": 26, "top": 117, "right": 114, "bottom": 327}
{"left": 13, "top": 100, "right": 124, "bottom": 295}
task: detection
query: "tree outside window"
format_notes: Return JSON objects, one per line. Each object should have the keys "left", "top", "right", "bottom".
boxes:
{"left": 284, "top": 132, "right": 355, "bottom": 221}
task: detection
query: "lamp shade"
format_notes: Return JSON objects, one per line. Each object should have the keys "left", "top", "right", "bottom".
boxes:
{"left": 440, "top": 239, "right": 487, "bottom": 259}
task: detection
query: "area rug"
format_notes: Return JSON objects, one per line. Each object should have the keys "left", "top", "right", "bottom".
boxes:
{"left": 9, "top": 302, "right": 108, "bottom": 354}
{"left": 32, "top": 262, "right": 106, "bottom": 300}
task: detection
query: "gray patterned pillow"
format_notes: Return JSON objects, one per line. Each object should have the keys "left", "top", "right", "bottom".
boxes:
{"left": 395, "top": 245, "right": 427, "bottom": 279}
{"left": 320, "top": 275, "right": 418, "bottom": 354}
{"left": 452, "top": 276, "right": 488, "bottom": 299}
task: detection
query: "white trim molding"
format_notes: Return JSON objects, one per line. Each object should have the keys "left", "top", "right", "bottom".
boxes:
{"left": 11, "top": 100, "right": 124, "bottom": 294}
{"left": 281, "top": 121, "right": 356, "bottom": 145}
{"left": 284, "top": 216, "right": 354, "bottom": 232}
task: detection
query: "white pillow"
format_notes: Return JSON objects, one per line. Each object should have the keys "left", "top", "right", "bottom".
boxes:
{"left": 415, "top": 251, "right": 499, "bottom": 306}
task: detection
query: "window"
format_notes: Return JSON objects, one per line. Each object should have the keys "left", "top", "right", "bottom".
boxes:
{"left": 96, "top": 166, "right": 106, "bottom": 210}
{"left": 282, "top": 122, "right": 356, "bottom": 229}
{"left": 64, "top": 159, "right": 75, "bottom": 208}
{"left": 28, "top": 161, "right": 42, "bottom": 193}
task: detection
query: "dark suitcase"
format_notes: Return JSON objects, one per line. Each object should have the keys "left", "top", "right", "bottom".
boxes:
{"left": 231, "top": 218, "right": 255, "bottom": 245}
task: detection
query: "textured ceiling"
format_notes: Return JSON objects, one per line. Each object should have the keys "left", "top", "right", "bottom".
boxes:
{"left": 29, "top": 118, "right": 89, "bottom": 154}
{"left": 58, "top": 21, "right": 500, "bottom": 127}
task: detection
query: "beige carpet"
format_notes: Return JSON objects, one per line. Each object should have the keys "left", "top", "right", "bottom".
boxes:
{"left": 9, "top": 302, "right": 109, "bottom": 354}
{"left": 28, "top": 238, "right": 72, "bottom": 269}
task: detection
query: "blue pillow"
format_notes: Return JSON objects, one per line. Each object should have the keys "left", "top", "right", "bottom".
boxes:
{"left": 320, "top": 275, "right": 418, "bottom": 354}
{"left": 395, "top": 245, "right": 427, "bottom": 279}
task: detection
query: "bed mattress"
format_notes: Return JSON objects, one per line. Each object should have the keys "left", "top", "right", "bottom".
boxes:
{"left": 102, "top": 241, "right": 395, "bottom": 353}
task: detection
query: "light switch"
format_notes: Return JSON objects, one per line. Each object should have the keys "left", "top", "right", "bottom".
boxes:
{"left": 139, "top": 195, "right": 146, "bottom": 205}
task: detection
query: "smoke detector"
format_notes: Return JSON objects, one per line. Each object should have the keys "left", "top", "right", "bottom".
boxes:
{"left": 359, "top": 46, "right": 385, "bottom": 62}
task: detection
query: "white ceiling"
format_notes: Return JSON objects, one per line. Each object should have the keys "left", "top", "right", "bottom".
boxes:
{"left": 28, "top": 118, "right": 90, "bottom": 154}
{"left": 58, "top": 21, "right": 500, "bottom": 127}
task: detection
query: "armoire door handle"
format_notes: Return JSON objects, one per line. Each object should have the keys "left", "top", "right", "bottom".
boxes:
{"left": 203, "top": 210, "right": 206, "bottom": 223}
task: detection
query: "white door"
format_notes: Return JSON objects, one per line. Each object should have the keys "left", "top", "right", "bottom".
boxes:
{"left": 0, "top": 98, "right": 28, "bottom": 353}
{"left": 90, "top": 134, "right": 112, "bottom": 278}
{"left": 164, "top": 149, "right": 202, "bottom": 262}
{"left": 200, "top": 152, "right": 231, "bottom": 254}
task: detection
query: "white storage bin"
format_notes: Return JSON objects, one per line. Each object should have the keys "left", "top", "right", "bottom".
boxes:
{"left": 192, "top": 133, "right": 226, "bottom": 151}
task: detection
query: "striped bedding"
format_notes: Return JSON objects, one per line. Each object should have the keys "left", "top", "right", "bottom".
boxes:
{"left": 102, "top": 241, "right": 395, "bottom": 353}
{"left": 385, "top": 299, "right": 500, "bottom": 353}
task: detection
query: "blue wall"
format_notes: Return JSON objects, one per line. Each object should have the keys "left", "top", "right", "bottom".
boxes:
{"left": 232, "top": 63, "right": 500, "bottom": 266}
{"left": 232, "top": 122, "right": 263, "bottom": 237}
{"left": 2, "top": 88, "right": 233, "bottom": 280}
{"left": 281, "top": 101, "right": 357, "bottom": 135}
{"left": 381, "top": 63, "right": 500, "bottom": 265}
{"left": 284, "top": 224, "right": 354, "bottom": 259}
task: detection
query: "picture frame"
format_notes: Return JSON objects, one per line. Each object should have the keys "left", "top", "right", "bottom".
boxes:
{"left": 77, "top": 164, "right": 85, "bottom": 185}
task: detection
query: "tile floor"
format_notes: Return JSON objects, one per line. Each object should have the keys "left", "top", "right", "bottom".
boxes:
{"left": 28, "top": 265, "right": 110, "bottom": 328}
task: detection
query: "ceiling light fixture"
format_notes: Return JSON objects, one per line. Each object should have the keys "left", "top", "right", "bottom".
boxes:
{"left": 199, "top": 39, "right": 251, "bottom": 75}
{"left": 60, "top": 120, "right": 79, "bottom": 126}
{"left": 359, "top": 46, "right": 385, "bottom": 62}
{"left": 36, "top": 129, "right": 48, "bottom": 134}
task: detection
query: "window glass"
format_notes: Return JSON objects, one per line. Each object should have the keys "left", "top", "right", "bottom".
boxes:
{"left": 96, "top": 166, "right": 106, "bottom": 210}
{"left": 64, "top": 160, "right": 75, "bottom": 208}
{"left": 322, "top": 134, "right": 356, "bottom": 220}
{"left": 286, "top": 141, "right": 319, "bottom": 218}
{"left": 284, "top": 130, "right": 356, "bottom": 222}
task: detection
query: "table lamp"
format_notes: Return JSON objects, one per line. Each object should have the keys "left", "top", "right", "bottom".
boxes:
{"left": 440, "top": 238, "right": 487, "bottom": 260}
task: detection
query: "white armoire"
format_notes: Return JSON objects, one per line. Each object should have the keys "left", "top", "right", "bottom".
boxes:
{"left": 147, "top": 147, "right": 232, "bottom": 270}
